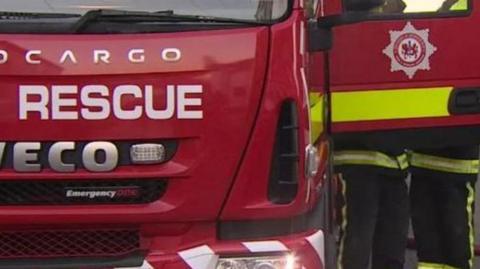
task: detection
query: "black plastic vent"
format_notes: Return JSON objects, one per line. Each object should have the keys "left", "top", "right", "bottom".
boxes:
{"left": 268, "top": 100, "right": 299, "bottom": 204}
{"left": 448, "top": 88, "right": 480, "bottom": 115}
{"left": 0, "top": 228, "right": 140, "bottom": 259}
{"left": 0, "top": 179, "right": 166, "bottom": 205}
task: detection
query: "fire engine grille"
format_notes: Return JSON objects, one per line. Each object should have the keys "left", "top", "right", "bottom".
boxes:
{"left": 0, "top": 229, "right": 140, "bottom": 259}
{"left": 0, "top": 179, "right": 167, "bottom": 205}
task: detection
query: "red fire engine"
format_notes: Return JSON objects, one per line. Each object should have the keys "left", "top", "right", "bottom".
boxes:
{"left": 0, "top": 0, "right": 476, "bottom": 268}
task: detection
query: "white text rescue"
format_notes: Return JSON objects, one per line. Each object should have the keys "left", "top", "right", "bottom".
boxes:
{"left": 19, "top": 84, "right": 203, "bottom": 120}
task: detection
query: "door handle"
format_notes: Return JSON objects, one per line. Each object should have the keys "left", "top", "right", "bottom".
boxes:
{"left": 449, "top": 88, "right": 480, "bottom": 115}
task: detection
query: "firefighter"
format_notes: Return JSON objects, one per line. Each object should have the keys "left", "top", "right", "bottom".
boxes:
{"left": 334, "top": 145, "right": 410, "bottom": 269}
{"left": 334, "top": 3, "right": 409, "bottom": 269}
{"left": 334, "top": 145, "right": 478, "bottom": 269}
{"left": 337, "top": 1, "right": 475, "bottom": 268}
{"left": 409, "top": 147, "right": 478, "bottom": 269}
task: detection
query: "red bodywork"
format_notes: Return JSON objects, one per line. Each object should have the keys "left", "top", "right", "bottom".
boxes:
{"left": 0, "top": 28, "right": 270, "bottom": 223}
{"left": 330, "top": 7, "right": 480, "bottom": 134}
{"left": 0, "top": 1, "right": 328, "bottom": 268}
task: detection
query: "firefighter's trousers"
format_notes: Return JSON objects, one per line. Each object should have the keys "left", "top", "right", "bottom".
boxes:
{"left": 410, "top": 147, "right": 479, "bottom": 269}
{"left": 337, "top": 169, "right": 409, "bottom": 269}
{"left": 334, "top": 146, "right": 479, "bottom": 269}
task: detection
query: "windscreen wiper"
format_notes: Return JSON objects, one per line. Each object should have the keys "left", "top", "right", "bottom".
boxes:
{"left": 0, "top": 11, "right": 80, "bottom": 20}
{"left": 72, "top": 9, "right": 269, "bottom": 33}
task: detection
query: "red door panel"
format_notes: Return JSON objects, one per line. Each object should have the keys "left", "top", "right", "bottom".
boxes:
{"left": 328, "top": 5, "right": 480, "bottom": 147}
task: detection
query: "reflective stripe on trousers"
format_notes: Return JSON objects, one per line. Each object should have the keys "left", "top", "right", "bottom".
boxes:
{"left": 334, "top": 151, "right": 479, "bottom": 173}
{"left": 337, "top": 174, "right": 347, "bottom": 269}
{"left": 414, "top": 181, "right": 475, "bottom": 269}
{"left": 334, "top": 151, "right": 409, "bottom": 170}
{"left": 467, "top": 182, "right": 475, "bottom": 269}
{"left": 409, "top": 152, "right": 480, "bottom": 174}
{"left": 418, "top": 262, "right": 460, "bottom": 269}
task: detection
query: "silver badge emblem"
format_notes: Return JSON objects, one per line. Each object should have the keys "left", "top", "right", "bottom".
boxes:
{"left": 383, "top": 22, "right": 437, "bottom": 79}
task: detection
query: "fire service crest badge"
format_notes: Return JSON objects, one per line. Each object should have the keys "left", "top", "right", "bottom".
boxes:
{"left": 383, "top": 22, "right": 437, "bottom": 79}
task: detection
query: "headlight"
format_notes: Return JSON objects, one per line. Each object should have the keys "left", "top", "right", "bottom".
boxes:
{"left": 216, "top": 254, "right": 297, "bottom": 269}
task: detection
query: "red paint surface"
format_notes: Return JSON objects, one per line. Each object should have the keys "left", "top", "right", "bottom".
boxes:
{"left": 0, "top": 27, "right": 270, "bottom": 223}
{"left": 221, "top": 11, "right": 318, "bottom": 220}
{"left": 0, "top": 0, "right": 330, "bottom": 267}
{"left": 143, "top": 225, "right": 324, "bottom": 269}
{"left": 329, "top": 9, "right": 480, "bottom": 133}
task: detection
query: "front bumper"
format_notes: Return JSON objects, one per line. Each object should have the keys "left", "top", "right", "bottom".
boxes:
{"left": 122, "top": 230, "right": 325, "bottom": 269}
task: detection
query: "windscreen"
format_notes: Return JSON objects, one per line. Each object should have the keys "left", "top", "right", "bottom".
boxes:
{"left": 344, "top": 0, "right": 468, "bottom": 13}
{"left": 0, "top": 0, "right": 290, "bottom": 21}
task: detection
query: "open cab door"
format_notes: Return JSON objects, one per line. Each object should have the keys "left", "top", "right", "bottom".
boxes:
{"left": 314, "top": 0, "right": 479, "bottom": 149}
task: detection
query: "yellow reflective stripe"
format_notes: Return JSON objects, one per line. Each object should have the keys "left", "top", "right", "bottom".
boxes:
{"left": 331, "top": 87, "right": 453, "bottom": 122}
{"left": 309, "top": 92, "right": 324, "bottom": 143}
{"left": 450, "top": 0, "right": 468, "bottom": 11}
{"left": 409, "top": 152, "right": 480, "bottom": 174}
{"left": 309, "top": 92, "right": 323, "bottom": 106}
{"left": 417, "top": 263, "right": 463, "bottom": 269}
{"left": 418, "top": 263, "right": 451, "bottom": 269}
{"left": 397, "top": 154, "right": 409, "bottom": 170}
{"left": 337, "top": 174, "right": 347, "bottom": 269}
{"left": 467, "top": 182, "right": 475, "bottom": 269}
{"left": 443, "top": 266, "right": 461, "bottom": 269}
{"left": 334, "top": 151, "right": 408, "bottom": 170}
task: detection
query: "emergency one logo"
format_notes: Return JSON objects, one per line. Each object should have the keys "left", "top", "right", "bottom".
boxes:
{"left": 383, "top": 22, "right": 437, "bottom": 79}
